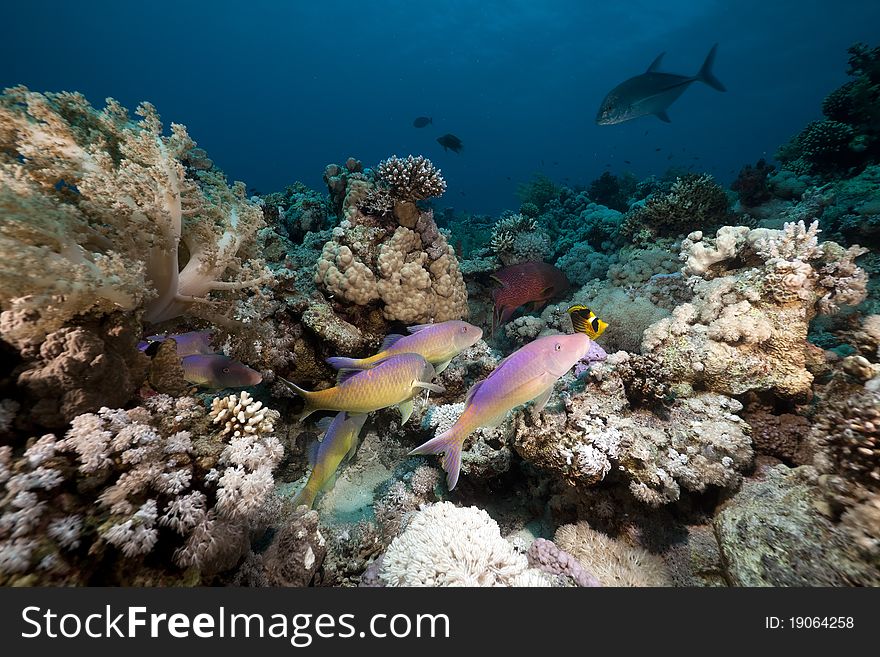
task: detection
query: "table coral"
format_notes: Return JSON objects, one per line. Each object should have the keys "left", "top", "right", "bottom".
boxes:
{"left": 0, "top": 87, "right": 272, "bottom": 346}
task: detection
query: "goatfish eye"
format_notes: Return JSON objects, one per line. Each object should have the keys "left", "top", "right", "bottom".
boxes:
{"left": 222, "top": 367, "right": 230, "bottom": 374}
{"left": 461, "top": 326, "right": 468, "bottom": 333}
{"left": 567, "top": 304, "right": 608, "bottom": 339}
{"left": 555, "top": 343, "right": 562, "bottom": 351}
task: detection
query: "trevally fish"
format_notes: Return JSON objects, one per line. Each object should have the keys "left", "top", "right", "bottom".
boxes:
{"left": 280, "top": 353, "right": 444, "bottom": 423}
{"left": 293, "top": 411, "right": 368, "bottom": 509}
{"left": 409, "top": 332, "right": 594, "bottom": 489}
{"left": 326, "top": 320, "right": 483, "bottom": 375}
{"left": 596, "top": 44, "right": 726, "bottom": 125}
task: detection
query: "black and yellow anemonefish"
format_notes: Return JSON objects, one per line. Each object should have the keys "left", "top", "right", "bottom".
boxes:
{"left": 567, "top": 305, "right": 608, "bottom": 339}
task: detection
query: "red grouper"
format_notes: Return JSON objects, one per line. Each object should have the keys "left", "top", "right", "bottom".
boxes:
{"left": 491, "top": 262, "right": 569, "bottom": 332}
{"left": 326, "top": 320, "right": 483, "bottom": 375}
{"left": 409, "top": 332, "right": 594, "bottom": 489}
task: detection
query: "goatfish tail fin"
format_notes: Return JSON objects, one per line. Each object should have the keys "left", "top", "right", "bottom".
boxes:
{"left": 409, "top": 426, "right": 466, "bottom": 490}
{"left": 278, "top": 376, "right": 317, "bottom": 422}
{"left": 292, "top": 485, "right": 318, "bottom": 510}
{"left": 697, "top": 43, "right": 725, "bottom": 92}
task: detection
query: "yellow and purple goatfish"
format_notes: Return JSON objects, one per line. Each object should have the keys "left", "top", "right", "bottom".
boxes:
{"left": 281, "top": 353, "right": 444, "bottom": 423}
{"left": 409, "top": 332, "right": 597, "bottom": 490}
{"left": 326, "top": 320, "right": 483, "bottom": 375}
{"left": 139, "top": 330, "right": 262, "bottom": 389}
{"left": 293, "top": 411, "right": 368, "bottom": 509}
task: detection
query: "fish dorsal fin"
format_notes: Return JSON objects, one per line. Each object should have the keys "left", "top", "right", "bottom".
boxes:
{"left": 406, "top": 324, "right": 434, "bottom": 334}
{"left": 336, "top": 369, "right": 362, "bottom": 385}
{"left": 647, "top": 52, "right": 665, "bottom": 72}
{"left": 382, "top": 333, "right": 406, "bottom": 349}
{"left": 306, "top": 439, "right": 321, "bottom": 467}
{"left": 655, "top": 109, "right": 672, "bottom": 123}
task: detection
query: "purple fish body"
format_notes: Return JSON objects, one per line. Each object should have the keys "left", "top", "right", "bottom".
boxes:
{"left": 181, "top": 354, "right": 262, "bottom": 388}
{"left": 139, "top": 330, "right": 214, "bottom": 357}
{"left": 410, "top": 332, "right": 594, "bottom": 488}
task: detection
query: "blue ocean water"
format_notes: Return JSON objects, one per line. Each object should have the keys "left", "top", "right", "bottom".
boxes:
{"left": 4, "top": 0, "right": 879, "bottom": 213}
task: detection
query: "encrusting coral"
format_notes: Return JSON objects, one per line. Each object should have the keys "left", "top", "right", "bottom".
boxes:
{"left": 314, "top": 160, "right": 468, "bottom": 324}
{"left": 644, "top": 220, "right": 867, "bottom": 399}
{"left": 0, "top": 86, "right": 273, "bottom": 347}
{"left": 377, "top": 502, "right": 553, "bottom": 586}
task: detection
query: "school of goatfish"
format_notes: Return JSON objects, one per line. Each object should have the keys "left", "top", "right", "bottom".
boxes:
{"left": 281, "top": 307, "right": 608, "bottom": 504}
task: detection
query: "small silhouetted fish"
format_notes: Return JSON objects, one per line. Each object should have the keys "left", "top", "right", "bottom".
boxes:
{"left": 437, "top": 133, "right": 463, "bottom": 153}
{"left": 644, "top": 130, "right": 649, "bottom": 135}
{"left": 413, "top": 116, "right": 432, "bottom": 128}
{"left": 553, "top": 161, "right": 559, "bottom": 165}
{"left": 624, "top": 160, "right": 631, "bottom": 164}
{"left": 667, "top": 154, "right": 673, "bottom": 160}
{"left": 655, "top": 148, "right": 661, "bottom": 151}
{"left": 506, "top": 176, "right": 511, "bottom": 180}
{"left": 596, "top": 44, "right": 726, "bottom": 125}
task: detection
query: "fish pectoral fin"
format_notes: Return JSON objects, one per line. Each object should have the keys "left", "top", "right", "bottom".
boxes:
{"left": 434, "top": 359, "right": 452, "bottom": 375}
{"left": 654, "top": 109, "right": 672, "bottom": 123}
{"left": 398, "top": 399, "right": 415, "bottom": 425}
{"left": 530, "top": 386, "right": 554, "bottom": 416}
{"left": 414, "top": 381, "right": 445, "bottom": 394}
{"left": 484, "top": 410, "right": 510, "bottom": 429}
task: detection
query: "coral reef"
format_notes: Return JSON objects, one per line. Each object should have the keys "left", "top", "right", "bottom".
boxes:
{"left": 554, "top": 521, "right": 672, "bottom": 586}
{"left": 0, "top": 393, "right": 282, "bottom": 584}
{"left": 314, "top": 204, "right": 468, "bottom": 324}
{"left": 621, "top": 174, "right": 730, "bottom": 243}
{"left": 645, "top": 220, "right": 867, "bottom": 399}
{"left": 377, "top": 502, "right": 553, "bottom": 586}
{"left": 0, "top": 87, "right": 273, "bottom": 344}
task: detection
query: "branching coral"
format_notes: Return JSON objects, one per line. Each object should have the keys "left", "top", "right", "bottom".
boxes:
{"left": 0, "top": 86, "right": 272, "bottom": 346}
{"left": 488, "top": 213, "right": 551, "bottom": 266}
{"left": 0, "top": 394, "right": 283, "bottom": 584}
{"left": 375, "top": 155, "right": 446, "bottom": 202}
{"left": 620, "top": 174, "right": 730, "bottom": 243}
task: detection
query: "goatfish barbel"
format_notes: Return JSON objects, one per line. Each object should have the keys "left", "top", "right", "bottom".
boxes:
{"left": 280, "top": 353, "right": 444, "bottom": 423}
{"left": 326, "top": 320, "right": 483, "bottom": 375}
{"left": 293, "top": 411, "right": 369, "bottom": 509}
{"left": 409, "top": 332, "right": 594, "bottom": 489}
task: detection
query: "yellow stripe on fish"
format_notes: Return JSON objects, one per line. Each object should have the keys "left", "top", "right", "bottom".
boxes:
{"left": 567, "top": 305, "right": 608, "bottom": 339}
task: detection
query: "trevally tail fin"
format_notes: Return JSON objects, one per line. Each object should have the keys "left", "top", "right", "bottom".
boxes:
{"left": 696, "top": 43, "right": 726, "bottom": 92}
{"left": 409, "top": 429, "right": 465, "bottom": 490}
